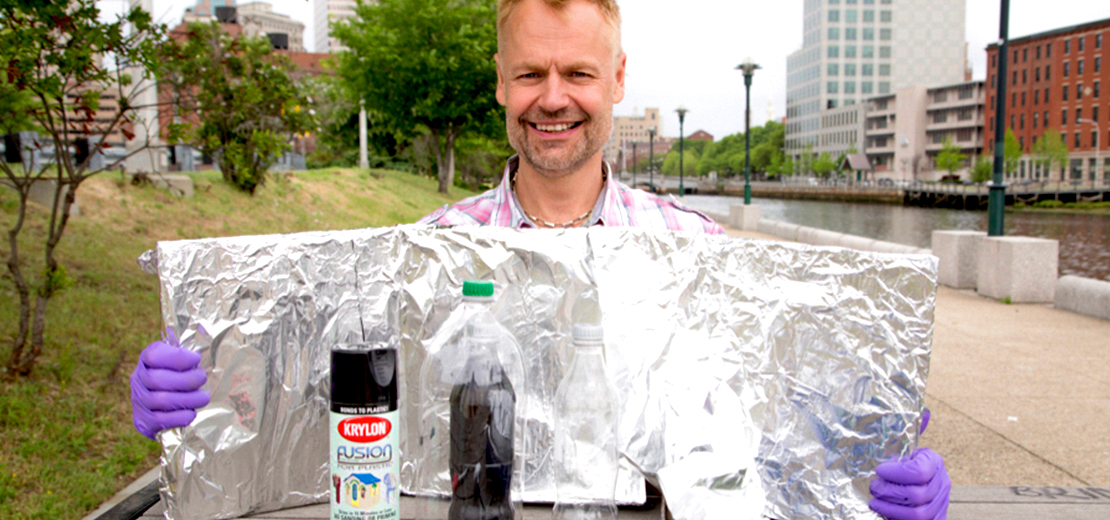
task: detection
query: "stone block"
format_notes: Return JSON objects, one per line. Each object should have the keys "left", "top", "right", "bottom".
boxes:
{"left": 1055, "top": 275, "right": 1110, "bottom": 321}
{"left": 131, "top": 173, "right": 194, "bottom": 198}
{"left": 728, "top": 204, "right": 761, "bottom": 231}
{"left": 977, "top": 236, "right": 1058, "bottom": 303}
{"left": 932, "top": 230, "right": 986, "bottom": 289}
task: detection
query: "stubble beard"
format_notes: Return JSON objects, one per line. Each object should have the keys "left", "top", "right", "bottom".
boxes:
{"left": 507, "top": 105, "right": 613, "bottom": 179}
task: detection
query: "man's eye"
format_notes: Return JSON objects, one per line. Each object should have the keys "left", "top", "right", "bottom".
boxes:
{"left": 519, "top": 72, "right": 540, "bottom": 79}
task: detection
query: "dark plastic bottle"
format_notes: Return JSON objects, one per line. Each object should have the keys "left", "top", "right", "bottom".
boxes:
{"left": 448, "top": 282, "right": 516, "bottom": 520}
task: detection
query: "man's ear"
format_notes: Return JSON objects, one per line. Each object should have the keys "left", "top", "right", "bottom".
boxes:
{"left": 495, "top": 53, "right": 507, "bottom": 106}
{"left": 612, "top": 51, "right": 627, "bottom": 104}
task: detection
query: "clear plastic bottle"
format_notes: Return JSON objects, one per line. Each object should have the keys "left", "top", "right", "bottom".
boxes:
{"left": 415, "top": 280, "right": 525, "bottom": 520}
{"left": 553, "top": 324, "right": 619, "bottom": 520}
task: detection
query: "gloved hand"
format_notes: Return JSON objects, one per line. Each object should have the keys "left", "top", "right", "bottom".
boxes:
{"left": 130, "top": 328, "right": 210, "bottom": 440}
{"left": 869, "top": 407, "right": 950, "bottom": 520}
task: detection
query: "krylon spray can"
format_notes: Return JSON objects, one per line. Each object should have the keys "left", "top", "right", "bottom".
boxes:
{"left": 330, "top": 347, "right": 400, "bottom": 520}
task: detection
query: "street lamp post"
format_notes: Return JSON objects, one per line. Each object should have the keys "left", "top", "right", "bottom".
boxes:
{"left": 736, "top": 58, "right": 761, "bottom": 205}
{"left": 632, "top": 140, "right": 638, "bottom": 188}
{"left": 676, "top": 106, "right": 687, "bottom": 196}
{"left": 988, "top": 0, "right": 1011, "bottom": 236}
{"left": 648, "top": 127, "right": 656, "bottom": 192}
{"left": 1078, "top": 118, "right": 1101, "bottom": 189}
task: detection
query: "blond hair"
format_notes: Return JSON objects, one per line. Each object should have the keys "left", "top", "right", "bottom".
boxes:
{"left": 497, "top": 0, "right": 622, "bottom": 56}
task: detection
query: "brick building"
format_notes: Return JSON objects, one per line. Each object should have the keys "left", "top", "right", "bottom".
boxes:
{"left": 986, "top": 18, "right": 1110, "bottom": 184}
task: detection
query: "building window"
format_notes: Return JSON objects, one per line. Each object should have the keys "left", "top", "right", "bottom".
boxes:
{"left": 1035, "top": 89, "right": 1041, "bottom": 105}
{"left": 862, "top": 63, "right": 873, "bottom": 75}
{"left": 1076, "top": 108, "right": 1082, "bottom": 124}
{"left": 1045, "top": 87, "right": 1050, "bottom": 101}
{"left": 1012, "top": 92, "right": 1016, "bottom": 108}
{"left": 880, "top": 46, "right": 891, "bottom": 58}
{"left": 846, "top": 27, "right": 857, "bottom": 40}
{"left": 862, "top": 45, "right": 874, "bottom": 58}
{"left": 1075, "top": 132, "right": 1081, "bottom": 148}
{"left": 828, "top": 63, "right": 839, "bottom": 75}
{"left": 862, "top": 82, "right": 873, "bottom": 94}
{"left": 828, "top": 46, "right": 839, "bottom": 58}
{"left": 828, "top": 81, "right": 839, "bottom": 94}
{"left": 879, "top": 81, "right": 890, "bottom": 93}
{"left": 1020, "top": 113, "right": 1025, "bottom": 129}
{"left": 1078, "top": 59, "right": 1085, "bottom": 75}
{"left": 1044, "top": 110, "right": 1050, "bottom": 126}
{"left": 845, "top": 63, "right": 857, "bottom": 76}
{"left": 1046, "top": 64, "right": 1051, "bottom": 80}
{"left": 1013, "top": 71, "right": 1018, "bottom": 85}
{"left": 880, "top": 10, "right": 891, "bottom": 22}
{"left": 990, "top": 74, "right": 996, "bottom": 88}
{"left": 1095, "top": 106, "right": 1100, "bottom": 122}
{"left": 880, "top": 28, "right": 892, "bottom": 40}
{"left": 1047, "top": 43, "right": 1052, "bottom": 57}
{"left": 1021, "top": 91, "right": 1026, "bottom": 106}
{"left": 879, "top": 64, "right": 890, "bottom": 76}
{"left": 1063, "top": 109, "right": 1069, "bottom": 125}
{"left": 1036, "top": 45, "right": 1042, "bottom": 60}
{"left": 1065, "top": 39, "right": 1071, "bottom": 54}
{"left": 846, "top": 10, "right": 857, "bottom": 22}
{"left": 863, "top": 27, "right": 874, "bottom": 40}
{"left": 1034, "top": 112, "right": 1039, "bottom": 128}
{"left": 1010, "top": 114, "right": 1015, "bottom": 129}
{"left": 845, "top": 81, "right": 856, "bottom": 94}
{"left": 845, "top": 45, "right": 857, "bottom": 58}
{"left": 1079, "top": 36, "right": 1085, "bottom": 52}
{"left": 828, "top": 27, "right": 840, "bottom": 40}
{"left": 1097, "top": 57, "right": 1102, "bottom": 73}
{"left": 1098, "top": 33, "right": 1103, "bottom": 49}
{"left": 1022, "top": 70, "right": 1027, "bottom": 84}
{"left": 1063, "top": 85, "right": 1069, "bottom": 101}
{"left": 1064, "top": 61, "right": 1070, "bottom": 77}
{"left": 1035, "top": 67, "right": 1041, "bottom": 82}
{"left": 863, "top": 10, "right": 874, "bottom": 22}
{"left": 934, "top": 111, "right": 947, "bottom": 123}
{"left": 829, "top": 10, "right": 840, "bottom": 22}
{"left": 991, "top": 53, "right": 996, "bottom": 68}
{"left": 1096, "top": 81, "right": 1101, "bottom": 98}
{"left": 1023, "top": 48, "right": 1029, "bottom": 62}
{"left": 1013, "top": 50, "right": 1019, "bottom": 63}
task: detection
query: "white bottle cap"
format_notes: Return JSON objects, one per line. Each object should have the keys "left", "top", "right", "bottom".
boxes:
{"left": 572, "top": 324, "right": 604, "bottom": 346}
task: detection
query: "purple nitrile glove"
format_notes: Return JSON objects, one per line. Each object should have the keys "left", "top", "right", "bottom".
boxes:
{"left": 869, "top": 448, "right": 951, "bottom": 520}
{"left": 130, "top": 328, "right": 211, "bottom": 440}
{"left": 920, "top": 407, "right": 931, "bottom": 435}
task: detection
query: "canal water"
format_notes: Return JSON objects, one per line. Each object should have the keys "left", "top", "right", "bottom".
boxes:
{"left": 682, "top": 195, "right": 1110, "bottom": 283}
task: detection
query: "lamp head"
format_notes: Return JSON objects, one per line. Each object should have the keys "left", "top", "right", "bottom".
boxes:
{"left": 676, "top": 105, "right": 687, "bottom": 122}
{"left": 736, "top": 57, "right": 761, "bottom": 77}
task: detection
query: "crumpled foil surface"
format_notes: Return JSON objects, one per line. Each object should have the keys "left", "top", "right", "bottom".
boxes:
{"left": 150, "top": 225, "right": 935, "bottom": 520}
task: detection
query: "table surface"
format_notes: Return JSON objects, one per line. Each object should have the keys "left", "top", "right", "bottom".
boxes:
{"left": 135, "top": 485, "right": 1110, "bottom": 520}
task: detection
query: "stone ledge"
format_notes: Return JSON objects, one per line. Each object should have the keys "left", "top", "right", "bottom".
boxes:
{"left": 1055, "top": 275, "right": 1110, "bottom": 321}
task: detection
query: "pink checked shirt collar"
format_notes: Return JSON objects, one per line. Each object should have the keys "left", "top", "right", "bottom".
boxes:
{"left": 419, "top": 155, "right": 724, "bottom": 235}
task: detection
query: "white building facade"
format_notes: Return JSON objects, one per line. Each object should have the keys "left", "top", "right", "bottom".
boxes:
{"left": 785, "top": 0, "right": 968, "bottom": 165}
{"left": 314, "top": 0, "right": 359, "bottom": 53}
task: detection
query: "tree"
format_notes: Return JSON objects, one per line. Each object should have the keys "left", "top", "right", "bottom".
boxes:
{"left": 812, "top": 152, "right": 835, "bottom": 177}
{"left": 662, "top": 146, "right": 699, "bottom": 176}
{"left": 334, "top": 0, "right": 500, "bottom": 194}
{"left": 970, "top": 156, "right": 993, "bottom": 183}
{"left": 1032, "top": 128, "right": 1069, "bottom": 180}
{"left": 157, "top": 22, "right": 312, "bottom": 194}
{"left": 935, "top": 137, "right": 967, "bottom": 178}
{"left": 1, "top": 0, "right": 165, "bottom": 375}
{"left": 1003, "top": 128, "right": 1023, "bottom": 177}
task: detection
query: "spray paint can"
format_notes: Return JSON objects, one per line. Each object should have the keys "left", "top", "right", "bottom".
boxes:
{"left": 330, "top": 347, "right": 400, "bottom": 520}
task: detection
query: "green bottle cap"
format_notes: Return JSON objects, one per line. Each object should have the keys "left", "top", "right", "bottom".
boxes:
{"left": 462, "top": 280, "right": 494, "bottom": 298}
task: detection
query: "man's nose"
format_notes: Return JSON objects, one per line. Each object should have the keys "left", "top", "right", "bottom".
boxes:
{"left": 538, "top": 74, "right": 570, "bottom": 113}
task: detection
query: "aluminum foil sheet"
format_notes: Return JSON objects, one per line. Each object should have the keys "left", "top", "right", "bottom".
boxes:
{"left": 150, "top": 225, "right": 936, "bottom": 520}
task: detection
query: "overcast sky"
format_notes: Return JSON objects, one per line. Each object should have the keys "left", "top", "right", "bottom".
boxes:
{"left": 107, "top": 0, "right": 1110, "bottom": 139}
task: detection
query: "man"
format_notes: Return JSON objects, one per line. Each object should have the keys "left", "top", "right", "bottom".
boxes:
{"left": 130, "top": 1, "right": 949, "bottom": 519}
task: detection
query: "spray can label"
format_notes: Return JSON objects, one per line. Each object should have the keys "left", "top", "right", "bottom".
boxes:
{"left": 330, "top": 405, "right": 400, "bottom": 520}
{"left": 330, "top": 348, "right": 400, "bottom": 520}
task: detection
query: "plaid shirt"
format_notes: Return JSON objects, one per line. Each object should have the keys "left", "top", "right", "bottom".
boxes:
{"left": 419, "top": 156, "right": 724, "bottom": 235}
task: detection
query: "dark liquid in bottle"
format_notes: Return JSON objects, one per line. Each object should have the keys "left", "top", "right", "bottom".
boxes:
{"left": 449, "top": 351, "right": 516, "bottom": 520}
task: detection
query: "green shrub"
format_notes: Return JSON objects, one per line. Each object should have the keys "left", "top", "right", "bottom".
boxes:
{"left": 1035, "top": 199, "right": 1064, "bottom": 209}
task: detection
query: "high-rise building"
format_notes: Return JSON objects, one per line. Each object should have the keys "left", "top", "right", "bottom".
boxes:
{"left": 603, "top": 108, "right": 663, "bottom": 171}
{"left": 314, "top": 0, "right": 359, "bottom": 53}
{"left": 785, "top": 0, "right": 967, "bottom": 165}
{"left": 985, "top": 18, "right": 1110, "bottom": 185}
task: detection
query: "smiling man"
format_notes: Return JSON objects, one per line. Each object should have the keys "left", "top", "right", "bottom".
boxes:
{"left": 131, "top": 1, "right": 949, "bottom": 519}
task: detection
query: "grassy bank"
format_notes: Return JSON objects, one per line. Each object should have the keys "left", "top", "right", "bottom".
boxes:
{"left": 1011, "top": 200, "right": 1110, "bottom": 215}
{"left": 0, "top": 168, "right": 472, "bottom": 519}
